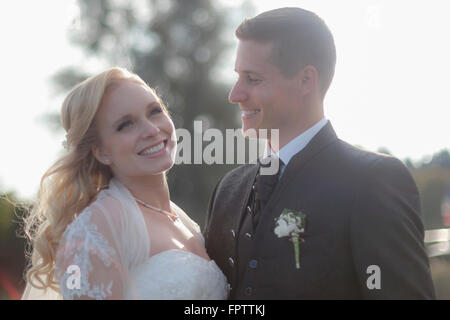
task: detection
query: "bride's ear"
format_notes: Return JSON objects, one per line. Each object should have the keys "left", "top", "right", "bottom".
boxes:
{"left": 92, "top": 145, "right": 112, "bottom": 165}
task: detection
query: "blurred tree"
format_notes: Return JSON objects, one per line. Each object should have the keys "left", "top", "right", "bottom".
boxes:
{"left": 19, "top": 0, "right": 255, "bottom": 297}
{"left": 403, "top": 157, "right": 415, "bottom": 170}
{"left": 410, "top": 149, "right": 450, "bottom": 229}
{"left": 376, "top": 146, "right": 392, "bottom": 155}
{"left": 48, "top": 0, "right": 254, "bottom": 227}
{"left": 0, "top": 194, "right": 27, "bottom": 300}
{"left": 429, "top": 255, "right": 450, "bottom": 299}
{"left": 426, "top": 149, "right": 450, "bottom": 169}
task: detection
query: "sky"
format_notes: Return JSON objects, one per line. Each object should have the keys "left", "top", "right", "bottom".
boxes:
{"left": 0, "top": 0, "right": 449, "bottom": 200}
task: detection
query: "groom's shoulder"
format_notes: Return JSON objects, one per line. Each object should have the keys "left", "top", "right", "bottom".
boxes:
{"left": 209, "top": 164, "right": 257, "bottom": 204}
{"left": 334, "top": 138, "right": 410, "bottom": 176}
{"left": 218, "top": 163, "right": 257, "bottom": 186}
{"left": 336, "top": 139, "right": 387, "bottom": 161}
{"left": 224, "top": 162, "right": 257, "bottom": 178}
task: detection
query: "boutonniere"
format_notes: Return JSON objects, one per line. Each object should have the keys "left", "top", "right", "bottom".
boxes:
{"left": 274, "top": 209, "right": 306, "bottom": 269}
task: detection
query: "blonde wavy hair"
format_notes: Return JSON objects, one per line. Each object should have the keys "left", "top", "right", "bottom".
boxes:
{"left": 23, "top": 67, "right": 166, "bottom": 291}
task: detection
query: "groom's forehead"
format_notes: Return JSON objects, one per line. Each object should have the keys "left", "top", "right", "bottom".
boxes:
{"left": 235, "top": 40, "right": 277, "bottom": 73}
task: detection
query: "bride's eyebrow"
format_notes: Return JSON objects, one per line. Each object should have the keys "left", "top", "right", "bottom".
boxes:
{"left": 147, "top": 101, "right": 162, "bottom": 109}
{"left": 112, "top": 114, "right": 132, "bottom": 128}
{"left": 111, "top": 101, "right": 162, "bottom": 128}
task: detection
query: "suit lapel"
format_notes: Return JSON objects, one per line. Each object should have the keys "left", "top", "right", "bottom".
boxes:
{"left": 287, "top": 121, "right": 338, "bottom": 171}
{"left": 234, "top": 163, "right": 260, "bottom": 238}
{"left": 253, "top": 121, "right": 339, "bottom": 242}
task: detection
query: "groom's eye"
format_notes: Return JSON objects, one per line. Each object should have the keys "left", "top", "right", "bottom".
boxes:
{"left": 246, "top": 75, "right": 261, "bottom": 84}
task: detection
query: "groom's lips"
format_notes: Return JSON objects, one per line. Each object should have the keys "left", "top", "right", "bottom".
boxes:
{"left": 241, "top": 108, "right": 261, "bottom": 120}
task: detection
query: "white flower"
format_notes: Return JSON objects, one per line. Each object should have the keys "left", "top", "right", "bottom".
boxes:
{"left": 274, "top": 219, "right": 298, "bottom": 238}
{"left": 274, "top": 208, "right": 306, "bottom": 269}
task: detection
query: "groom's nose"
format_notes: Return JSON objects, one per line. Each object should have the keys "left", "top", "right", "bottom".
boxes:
{"left": 228, "top": 82, "right": 248, "bottom": 104}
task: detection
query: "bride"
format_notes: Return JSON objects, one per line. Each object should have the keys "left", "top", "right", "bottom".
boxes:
{"left": 22, "top": 67, "right": 229, "bottom": 300}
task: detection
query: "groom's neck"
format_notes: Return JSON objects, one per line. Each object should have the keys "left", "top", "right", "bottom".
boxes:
{"left": 270, "top": 103, "right": 324, "bottom": 152}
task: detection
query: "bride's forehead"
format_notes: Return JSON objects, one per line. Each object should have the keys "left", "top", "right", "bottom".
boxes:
{"left": 99, "top": 82, "right": 158, "bottom": 115}
{"left": 106, "top": 81, "right": 157, "bottom": 101}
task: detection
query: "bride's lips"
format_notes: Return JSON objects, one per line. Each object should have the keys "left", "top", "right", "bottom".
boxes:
{"left": 138, "top": 140, "right": 168, "bottom": 158}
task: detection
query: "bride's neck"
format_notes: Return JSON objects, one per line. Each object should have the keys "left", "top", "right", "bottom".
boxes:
{"left": 118, "top": 174, "right": 171, "bottom": 211}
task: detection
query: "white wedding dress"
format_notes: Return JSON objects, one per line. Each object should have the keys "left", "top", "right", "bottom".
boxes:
{"left": 22, "top": 178, "right": 229, "bottom": 300}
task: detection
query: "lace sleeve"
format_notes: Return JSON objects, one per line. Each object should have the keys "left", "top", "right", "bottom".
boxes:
{"left": 55, "top": 206, "right": 124, "bottom": 300}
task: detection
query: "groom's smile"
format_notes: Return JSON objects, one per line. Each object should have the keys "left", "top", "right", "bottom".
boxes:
{"left": 241, "top": 108, "right": 260, "bottom": 120}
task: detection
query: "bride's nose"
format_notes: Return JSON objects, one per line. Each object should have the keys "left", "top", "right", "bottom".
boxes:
{"left": 141, "top": 119, "right": 160, "bottom": 138}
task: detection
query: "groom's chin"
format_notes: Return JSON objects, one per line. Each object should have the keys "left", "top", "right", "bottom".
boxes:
{"left": 241, "top": 126, "right": 259, "bottom": 139}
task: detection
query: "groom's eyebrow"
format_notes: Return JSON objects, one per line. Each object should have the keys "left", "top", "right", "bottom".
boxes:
{"left": 236, "top": 69, "right": 264, "bottom": 77}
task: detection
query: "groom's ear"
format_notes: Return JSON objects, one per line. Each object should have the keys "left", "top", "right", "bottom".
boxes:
{"left": 92, "top": 145, "right": 112, "bottom": 165}
{"left": 297, "top": 65, "right": 319, "bottom": 96}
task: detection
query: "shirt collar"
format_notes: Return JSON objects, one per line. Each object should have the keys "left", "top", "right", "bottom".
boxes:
{"left": 265, "top": 117, "right": 328, "bottom": 165}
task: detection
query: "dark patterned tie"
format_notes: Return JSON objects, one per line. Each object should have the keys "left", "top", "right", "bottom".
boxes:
{"left": 250, "top": 157, "right": 284, "bottom": 229}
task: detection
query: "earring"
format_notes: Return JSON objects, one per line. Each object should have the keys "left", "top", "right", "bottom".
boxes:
{"left": 104, "top": 159, "right": 111, "bottom": 165}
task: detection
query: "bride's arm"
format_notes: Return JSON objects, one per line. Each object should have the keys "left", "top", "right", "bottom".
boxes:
{"left": 55, "top": 205, "right": 124, "bottom": 300}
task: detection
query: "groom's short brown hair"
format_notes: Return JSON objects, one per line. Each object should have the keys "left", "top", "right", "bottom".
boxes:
{"left": 235, "top": 7, "right": 336, "bottom": 97}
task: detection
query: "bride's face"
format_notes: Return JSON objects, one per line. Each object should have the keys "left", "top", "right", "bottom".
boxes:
{"left": 92, "top": 80, "right": 177, "bottom": 179}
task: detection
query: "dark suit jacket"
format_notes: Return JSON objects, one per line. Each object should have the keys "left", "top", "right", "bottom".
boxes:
{"left": 204, "top": 121, "right": 435, "bottom": 299}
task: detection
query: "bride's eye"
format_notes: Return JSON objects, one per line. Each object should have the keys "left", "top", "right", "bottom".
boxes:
{"left": 149, "top": 107, "right": 163, "bottom": 116}
{"left": 117, "top": 120, "right": 132, "bottom": 132}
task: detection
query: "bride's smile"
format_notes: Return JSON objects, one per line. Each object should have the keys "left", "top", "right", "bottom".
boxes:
{"left": 137, "top": 140, "right": 168, "bottom": 158}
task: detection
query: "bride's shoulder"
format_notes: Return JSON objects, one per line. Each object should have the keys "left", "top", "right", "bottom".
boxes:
{"left": 55, "top": 191, "right": 124, "bottom": 300}
{"left": 63, "top": 190, "right": 124, "bottom": 239}
{"left": 57, "top": 191, "right": 123, "bottom": 265}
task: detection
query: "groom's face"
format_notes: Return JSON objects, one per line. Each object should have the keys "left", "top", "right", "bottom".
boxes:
{"left": 229, "top": 40, "right": 303, "bottom": 139}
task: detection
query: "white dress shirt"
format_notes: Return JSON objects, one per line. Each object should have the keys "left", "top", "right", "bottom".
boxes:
{"left": 264, "top": 117, "right": 328, "bottom": 176}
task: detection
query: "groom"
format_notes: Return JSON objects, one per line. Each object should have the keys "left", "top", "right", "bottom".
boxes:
{"left": 204, "top": 7, "right": 435, "bottom": 299}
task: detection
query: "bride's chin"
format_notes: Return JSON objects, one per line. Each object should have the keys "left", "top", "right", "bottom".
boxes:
{"left": 152, "top": 160, "right": 175, "bottom": 175}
